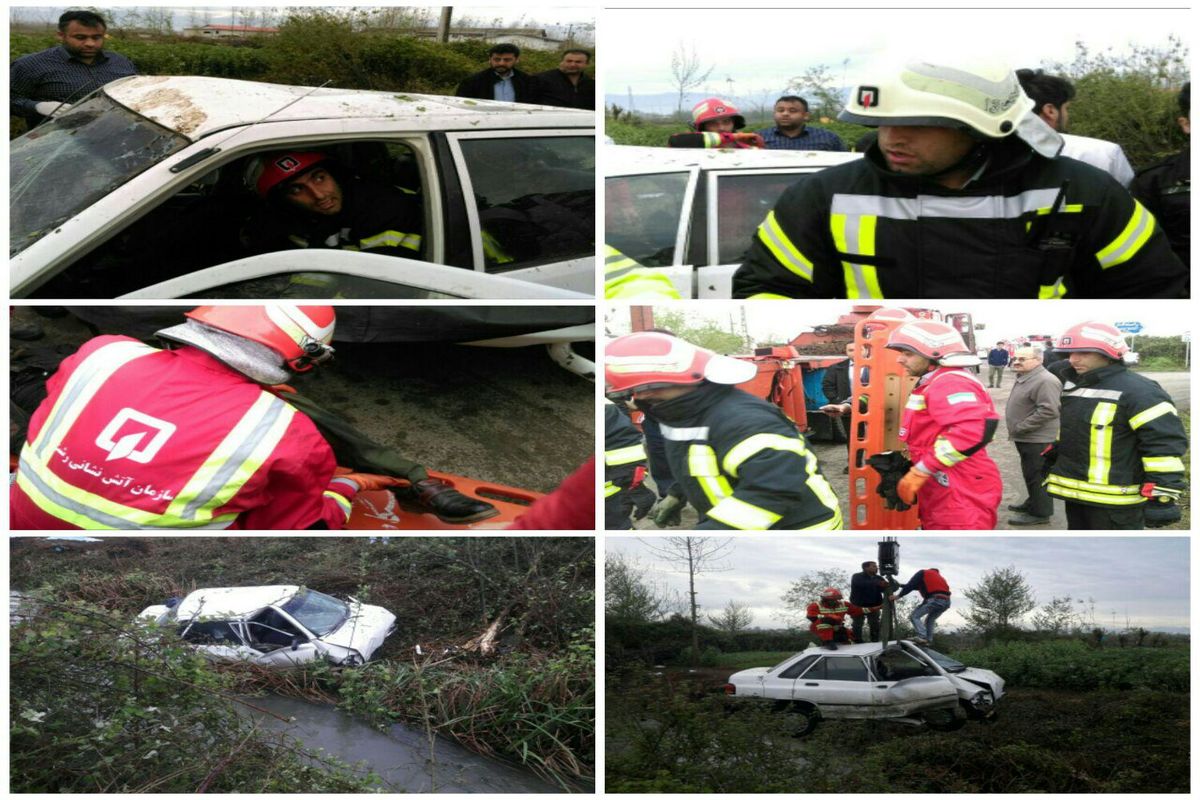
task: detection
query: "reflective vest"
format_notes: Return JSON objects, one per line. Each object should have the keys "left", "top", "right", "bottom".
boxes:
{"left": 807, "top": 600, "right": 863, "bottom": 629}
{"left": 11, "top": 337, "right": 353, "bottom": 530}
{"left": 733, "top": 136, "right": 1186, "bottom": 300}
{"left": 604, "top": 404, "right": 646, "bottom": 498}
{"left": 604, "top": 245, "right": 683, "bottom": 300}
{"left": 1047, "top": 363, "right": 1187, "bottom": 507}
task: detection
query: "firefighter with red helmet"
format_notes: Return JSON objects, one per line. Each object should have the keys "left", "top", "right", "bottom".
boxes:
{"left": 807, "top": 587, "right": 865, "bottom": 649}
{"left": 667, "top": 97, "right": 765, "bottom": 150}
{"left": 245, "top": 150, "right": 425, "bottom": 261}
{"left": 10, "top": 306, "right": 495, "bottom": 530}
{"left": 1046, "top": 322, "right": 1187, "bottom": 529}
{"left": 605, "top": 331, "right": 841, "bottom": 530}
{"left": 886, "top": 320, "right": 1003, "bottom": 529}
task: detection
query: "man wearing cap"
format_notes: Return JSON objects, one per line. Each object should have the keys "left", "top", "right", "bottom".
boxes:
{"left": 733, "top": 57, "right": 1186, "bottom": 300}
{"left": 886, "top": 320, "right": 1002, "bottom": 529}
{"left": 605, "top": 331, "right": 841, "bottom": 530}
{"left": 245, "top": 151, "right": 425, "bottom": 261}
{"left": 1045, "top": 322, "right": 1187, "bottom": 529}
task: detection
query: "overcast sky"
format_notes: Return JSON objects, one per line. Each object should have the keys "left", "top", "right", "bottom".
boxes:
{"left": 602, "top": 5, "right": 1188, "bottom": 104}
{"left": 607, "top": 535, "right": 1190, "bottom": 632}
{"left": 604, "top": 301, "right": 1191, "bottom": 346}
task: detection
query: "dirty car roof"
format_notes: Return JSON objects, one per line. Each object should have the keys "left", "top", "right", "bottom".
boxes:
{"left": 175, "top": 585, "right": 301, "bottom": 618}
{"left": 104, "top": 75, "right": 593, "bottom": 141}
{"left": 607, "top": 144, "right": 861, "bottom": 174}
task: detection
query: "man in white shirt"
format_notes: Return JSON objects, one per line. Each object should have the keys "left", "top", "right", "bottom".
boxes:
{"left": 1017, "top": 68, "right": 1135, "bottom": 187}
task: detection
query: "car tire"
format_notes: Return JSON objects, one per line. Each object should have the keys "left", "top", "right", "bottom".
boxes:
{"left": 923, "top": 706, "right": 967, "bottom": 732}
{"left": 782, "top": 702, "right": 821, "bottom": 737}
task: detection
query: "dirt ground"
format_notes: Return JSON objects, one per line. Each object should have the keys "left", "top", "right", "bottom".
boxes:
{"left": 9, "top": 307, "right": 594, "bottom": 494}
{"left": 630, "top": 370, "right": 1189, "bottom": 531}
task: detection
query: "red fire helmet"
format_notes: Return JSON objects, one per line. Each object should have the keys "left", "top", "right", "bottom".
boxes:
{"left": 1054, "top": 321, "right": 1129, "bottom": 360}
{"left": 691, "top": 97, "right": 746, "bottom": 131}
{"left": 886, "top": 320, "right": 976, "bottom": 365}
{"left": 820, "top": 587, "right": 843, "bottom": 601}
{"left": 254, "top": 151, "right": 329, "bottom": 197}
{"left": 187, "top": 305, "right": 336, "bottom": 371}
{"left": 605, "top": 332, "right": 756, "bottom": 396}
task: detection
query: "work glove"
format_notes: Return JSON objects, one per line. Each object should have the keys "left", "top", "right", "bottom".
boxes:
{"left": 629, "top": 484, "right": 656, "bottom": 520}
{"left": 866, "top": 451, "right": 914, "bottom": 511}
{"left": 717, "top": 131, "right": 766, "bottom": 149}
{"left": 896, "top": 466, "right": 930, "bottom": 505}
{"left": 652, "top": 494, "right": 685, "bottom": 527}
{"left": 1040, "top": 444, "right": 1059, "bottom": 480}
{"left": 341, "top": 472, "right": 405, "bottom": 492}
{"left": 1143, "top": 499, "right": 1182, "bottom": 528}
{"left": 34, "top": 101, "right": 70, "bottom": 116}
{"left": 405, "top": 478, "right": 500, "bottom": 524}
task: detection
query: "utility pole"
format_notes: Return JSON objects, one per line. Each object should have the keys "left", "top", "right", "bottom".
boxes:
{"left": 437, "top": 6, "right": 452, "bottom": 43}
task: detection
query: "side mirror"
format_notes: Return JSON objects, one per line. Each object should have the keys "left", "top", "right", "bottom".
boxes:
{"left": 291, "top": 636, "right": 303, "bottom": 651}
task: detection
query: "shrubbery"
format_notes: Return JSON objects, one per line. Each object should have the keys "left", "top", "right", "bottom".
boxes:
{"left": 957, "top": 639, "right": 1189, "bottom": 692}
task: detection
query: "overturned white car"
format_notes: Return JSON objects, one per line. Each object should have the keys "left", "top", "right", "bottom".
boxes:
{"left": 724, "top": 640, "right": 1004, "bottom": 734}
{"left": 138, "top": 585, "right": 396, "bottom": 668}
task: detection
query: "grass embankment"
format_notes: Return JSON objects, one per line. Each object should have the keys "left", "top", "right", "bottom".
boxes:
{"left": 607, "top": 640, "right": 1190, "bottom": 793}
{"left": 10, "top": 537, "right": 595, "bottom": 791}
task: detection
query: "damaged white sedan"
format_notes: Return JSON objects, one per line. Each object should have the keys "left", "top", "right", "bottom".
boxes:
{"left": 138, "top": 585, "right": 396, "bottom": 668}
{"left": 724, "top": 640, "right": 1004, "bottom": 735}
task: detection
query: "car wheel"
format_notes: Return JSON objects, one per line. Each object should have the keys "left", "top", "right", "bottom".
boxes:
{"left": 342, "top": 654, "right": 365, "bottom": 667}
{"left": 923, "top": 706, "right": 967, "bottom": 732}
{"left": 782, "top": 702, "right": 821, "bottom": 737}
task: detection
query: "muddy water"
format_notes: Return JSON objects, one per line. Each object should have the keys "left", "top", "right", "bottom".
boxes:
{"left": 239, "top": 694, "right": 564, "bottom": 794}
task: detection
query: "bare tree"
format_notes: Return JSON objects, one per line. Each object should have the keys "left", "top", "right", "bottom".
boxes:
{"left": 707, "top": 599, "right": 754, "bottom": 635}
{"left": 670, "top": 41, "right": 714, "bottom": 114}
{"left": 786, "top": 64, "right": 845, "bottom": 120}
{"left": 641, "top": 536, "right": 732, "bottom": 666}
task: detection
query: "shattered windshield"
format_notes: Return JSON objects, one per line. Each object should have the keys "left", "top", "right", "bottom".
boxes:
{"left": 280, "top": 588, "right": 349, "bottom": 637}
{"left": 10, "top": 94, "right": 189, "bottom": 256}
{"left": 919, "top": 646, "right": 967, "bottom": 673}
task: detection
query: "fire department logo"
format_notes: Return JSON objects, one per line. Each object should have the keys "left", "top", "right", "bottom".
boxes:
{"left": 274, "top": 155, "right": 302, "bottom": 173}
{"left": 857, "top": 87, "right": 880, "bottom": 108}
{"left": 1060, "top": 336, "right": 1072, "bottom": 345}
{"left": 95, "top": 408, "right": 177, "bottom": 464}
{"left": 714, "top": 104, "right": 727, "bottom": 114}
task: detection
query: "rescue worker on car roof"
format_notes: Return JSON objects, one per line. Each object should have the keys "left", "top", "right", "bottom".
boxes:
{"left": 605, "top": 331, "right": 841, "bottom": 530}
{"left": 667, "top": 97, "right": 766, "bottom": 150}
{"left": 887, "top": 320, "right": 1002, "bottom": 529}
{"left": 1044, "top": 322, "right": 1188, "bottom": 530}
{"left": 9, "top": 306, "right": 493, "bottom": 530}
{"left": 807, "top": 587, "right": 865, "bottom": 650}
{"left": 245, "top": 151, "right": 425, "bottom": 261}
{"left": 733, "top": 56, "right": 1186, "bottom": 300}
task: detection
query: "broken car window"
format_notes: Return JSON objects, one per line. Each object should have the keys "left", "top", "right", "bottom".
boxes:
{"left": 280, "top": 588, "right": 348, "bottom": 637}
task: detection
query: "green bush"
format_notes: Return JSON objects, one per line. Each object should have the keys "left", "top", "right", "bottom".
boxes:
{"left": 955, "top": 639, "right": 1189, "bottom": 692}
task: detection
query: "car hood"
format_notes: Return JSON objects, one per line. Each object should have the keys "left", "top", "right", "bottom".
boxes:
{"left": 319, "top": 600, "right": 396, "bottom": 657}
{"left": 951, "top": 667, "right": 1005, "bottom": 698}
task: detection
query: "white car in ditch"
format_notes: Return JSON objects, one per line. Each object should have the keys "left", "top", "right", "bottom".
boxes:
{"left": 138, "top": 585, "right": 396, "bottom": 668}
{"left": 12, "top": 76, "right": 594, "bottom": 299}
{"left": 724, "top": 640, "right": 1004, "bottom": 734}
{"left": 605, "top": 145, "right": 860, "bottom": 298}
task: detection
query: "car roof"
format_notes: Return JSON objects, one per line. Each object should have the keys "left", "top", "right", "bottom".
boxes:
{"left": 175, "top": 585, "right": 300, "bottom": 619}
{"left": 104, "top": 76, "right": 593, "bottom": 141}
{"left": 799, "top": 640, "right": 919, "bottom": 657}
{"left": 605, "top": 144, "right": 861, "bottom": 175}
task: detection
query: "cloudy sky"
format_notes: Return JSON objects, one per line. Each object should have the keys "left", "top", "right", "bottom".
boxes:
{"left": 604, "top": 301, "right": 1191, "bottom": 345}
{"left": 602, "top": 5, "right": 1188, "bottom": 108}
{"left": 606, "top": 535, "right": 1190, "bottom": 632}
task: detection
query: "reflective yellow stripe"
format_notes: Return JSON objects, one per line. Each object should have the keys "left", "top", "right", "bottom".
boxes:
{"left": 756, "top": 210, "right": 814, "bottom": 282}
{"left": 323, "top": 489, "right": 353, "bottom": 520}
{"left": 1037, "top": 278, "right": 1067, "bottom": 299}
{"left": 1045, "top": 473, "right": 1142, "bottom": 495}
{"left": 831, "top": 212, "right": 882, "bottom": 299}
{"left": 165, "top": 393, "right": 297, "bottom": 523}
{"left": 905, "top": 394, "right": 927, "bottom": 411}
{"left": 1095, "top": 200, "right": 1154, "bottom": 269}
{"left": 1087, "top": 402, "right": 1118, "bottom": 484}
{"left": 1142, "top": 456, "right": 1185, "bottom": 472}
{"left": 605, "top": 443, "right": 647, "bottom": 466}
{"left": 1129, "top": 401, "right": 1176, "bottom": 429}
{"left": 706, "top": 495, "right": 782, "bottom": 529}
{"left": 1045, "top": 474, "right": 1147, "bottom": 506}
{"left": 604, "top": 481, "right": 621, "bottom": 498}
{"left": 360, "top": 229, "right": 422, "bottom": 251}
{"left": 747, "top": 293, "right": 791, "bottom": 299}
{"left": 722, "top": 433, "right": 808, "bottom": 477}
{"left": 605, "top": 269, "right": 682, "bottom": 300}
{"left": 802, "top": 507, "right": 843, "bottom": 530}
{"left": 687, "top": 444, "right": 733, "bottom": 508}
{"left": 482, "top": 230, "right": 514, "bottom": 264}
{"left": 933, "top": 435, "right": 968, "bottom": 467}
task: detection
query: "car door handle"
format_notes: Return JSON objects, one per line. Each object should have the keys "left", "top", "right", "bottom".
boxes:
{"left": 804, "top": 682, "right": 819, "bottom": 686}
{"left": 874, "top": 685, "right": 890, "bottom": 689}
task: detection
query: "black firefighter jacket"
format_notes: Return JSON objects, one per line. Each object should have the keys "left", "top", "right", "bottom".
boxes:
{"left": 644, "top": 384, "right": 841, "bottom": 530}
{"left": 733, "top": 136, "right": 1187, "bottom": 300}
{"left": 1047, "top": 363, "right": 1187, "bottom": 508}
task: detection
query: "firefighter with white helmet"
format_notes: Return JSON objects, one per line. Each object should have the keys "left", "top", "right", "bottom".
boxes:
{"left": 1045, "top": 321, "right": 1187, "bottom": 529}
{"left": 885, "top": 320, "right": 1002, "bottom": 529}
{"left": 605, "top": 331, "right": 841, "bottom": 529}
{"left": 667, "top": 97, "right": 766, "bottom": 149}
{"left": 806, "top": 587, "right": 865, "bottom": 649}
{"left": 733, "top": 55, "right": 1185, "bottom": 300}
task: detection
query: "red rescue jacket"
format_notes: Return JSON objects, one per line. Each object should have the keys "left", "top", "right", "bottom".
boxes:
{"left": 900, "top": 367, "right": 1000, "bottom": 473}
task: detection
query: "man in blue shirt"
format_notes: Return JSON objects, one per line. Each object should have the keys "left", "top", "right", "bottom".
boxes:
{"left": 455, "top": 43, "right": 538, "bottom": 104}
{"left": 987, "top": 342, "right": 1010, "bottom": 388}
{"left": 10, "top": 9, "right": 137, "bottom": 125}
{"left": 756, "top": 95, "right": 846, "bottom": 151}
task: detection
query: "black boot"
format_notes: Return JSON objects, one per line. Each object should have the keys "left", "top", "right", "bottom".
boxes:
{"left": 402, "top": 478, "right": 499, "bottom": 524}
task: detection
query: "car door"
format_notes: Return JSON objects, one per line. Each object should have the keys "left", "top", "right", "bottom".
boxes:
{"left": 605, "top": 166, "right": 699, "bottom": 270}
{"left": 759, "top": 654, "right": 821, "bottom": 699}
{"left": 245, "top": 610, "right": 320, "bottom": 667}
{"left": 870, "top": 648, "right": 959, "bottom": 716}
{"left": 444, "top": 130, "right": 594, "bottom": 293}
{"left": 795, "top": 655, "right": 877, "bottom": 718}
